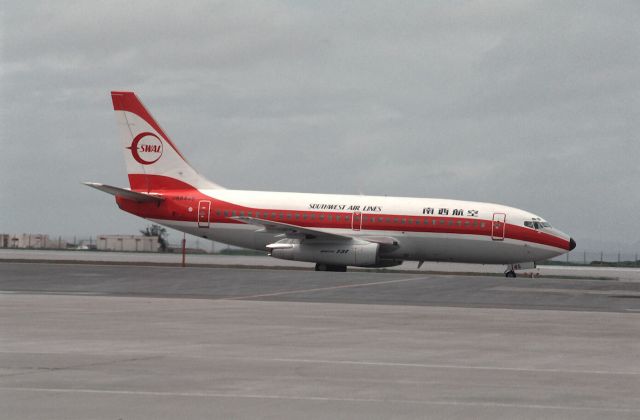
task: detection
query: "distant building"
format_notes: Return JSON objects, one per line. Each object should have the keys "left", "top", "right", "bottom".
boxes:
{"left": 96, "top": 235, "right": 161, "bottom": 252}
{"left": 0, "top": 233, "right": 61, "bottom": 249}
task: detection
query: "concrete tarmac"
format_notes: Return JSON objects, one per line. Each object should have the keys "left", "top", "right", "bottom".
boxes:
{"left": 1, "top": 263, "right": 639, "bottom": 419}
{"left": 3, "top": 249, "right": 640, "bottom": 280}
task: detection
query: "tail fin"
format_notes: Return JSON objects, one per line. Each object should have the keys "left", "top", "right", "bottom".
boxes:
{"left": 111, "top": 91, "right": 223, "bottom": 192}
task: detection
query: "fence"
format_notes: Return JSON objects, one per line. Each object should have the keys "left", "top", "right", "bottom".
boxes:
{"left": 551, "top": 250, "right": 640, "bottom": 267}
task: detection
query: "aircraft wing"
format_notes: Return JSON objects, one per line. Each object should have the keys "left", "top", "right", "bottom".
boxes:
{"left": 83, "top": 182, "right": 164, "bottom": 203}
{"left": 231, "top": 216, "right": 399, "bottom": 246}
{"left": 231, "top": 216, "right": 355, "bottom": 241}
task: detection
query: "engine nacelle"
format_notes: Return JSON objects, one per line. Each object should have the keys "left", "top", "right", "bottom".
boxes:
{"left": 270, "top": 242, "right": 380, "bottom": 267}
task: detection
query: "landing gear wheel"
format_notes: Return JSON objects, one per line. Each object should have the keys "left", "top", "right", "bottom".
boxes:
{"left": 315, "top": 264, "right": 347, "bottom": 272}
{"left": 505, "top": 270, "right": 517, "bottom": 278}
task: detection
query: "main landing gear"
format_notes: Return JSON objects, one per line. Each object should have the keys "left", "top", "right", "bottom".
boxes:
{"left": 504, "top": 265, "right": 517, "bottom": 278}
{"left": 315, "top": 263, "right": 347, "bottom": 272}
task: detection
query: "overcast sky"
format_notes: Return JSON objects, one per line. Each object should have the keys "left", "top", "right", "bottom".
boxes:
{"left": 1, "top": 1, "right": 639, "bottom": 252}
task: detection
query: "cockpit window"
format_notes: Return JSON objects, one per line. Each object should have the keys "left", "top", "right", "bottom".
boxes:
{"left": 525, "top": 220, "right": 552, "bottom": 229}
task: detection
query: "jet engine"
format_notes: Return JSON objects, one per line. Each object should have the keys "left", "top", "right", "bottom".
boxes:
{"left": 269, "top": 241, "right": 380, "bottom": 267}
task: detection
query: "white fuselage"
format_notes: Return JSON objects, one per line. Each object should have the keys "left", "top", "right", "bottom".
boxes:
{"left": 146, "top": 189, "right": 572, "bottom": 265}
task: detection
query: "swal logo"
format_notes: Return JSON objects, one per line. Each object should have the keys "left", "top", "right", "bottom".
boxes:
{"left": 128, "top": 132, "right": 163, "bottom": 165}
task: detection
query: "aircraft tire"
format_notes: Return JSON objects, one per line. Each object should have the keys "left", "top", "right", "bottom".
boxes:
{"left": 315, "top": 264, "right": 346, "bottom": 272}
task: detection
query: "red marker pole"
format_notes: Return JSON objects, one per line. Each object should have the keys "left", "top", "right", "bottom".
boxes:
{"left": 181, "top": 233, "right": 186, "bottom": 268}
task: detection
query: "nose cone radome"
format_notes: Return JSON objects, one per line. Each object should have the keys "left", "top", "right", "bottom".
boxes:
{"left": 569, "top": 238, "right": 577, "bottom": 251}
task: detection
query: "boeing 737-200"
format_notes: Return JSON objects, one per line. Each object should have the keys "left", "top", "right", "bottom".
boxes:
{"left": 85, "top": 91, "right": 576, "bottom": 277}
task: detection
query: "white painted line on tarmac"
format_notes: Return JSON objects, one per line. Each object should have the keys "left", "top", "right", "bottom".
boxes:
{"left": 1, "top": 387, "right": 638, "bottom": 413}
{"left": 225, "top": 276, "right": 431, "bottom": 300}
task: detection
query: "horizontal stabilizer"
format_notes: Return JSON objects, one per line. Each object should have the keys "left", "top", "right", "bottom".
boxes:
{"left": 83, "top": 182, "right": 164, "bottom": 203}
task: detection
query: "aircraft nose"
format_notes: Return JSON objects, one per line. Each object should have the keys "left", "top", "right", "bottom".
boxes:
{"left": 569, "top": 237, "right": 576, "bottom": 251}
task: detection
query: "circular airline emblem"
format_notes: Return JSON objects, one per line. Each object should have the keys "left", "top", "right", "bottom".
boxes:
{"left": 128, "top": 132, "right": 163, "bottom": 165}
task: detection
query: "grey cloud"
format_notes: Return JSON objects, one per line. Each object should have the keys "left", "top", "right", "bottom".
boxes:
{"left": 1, "top": 0, "right": 639, "bottom": 251}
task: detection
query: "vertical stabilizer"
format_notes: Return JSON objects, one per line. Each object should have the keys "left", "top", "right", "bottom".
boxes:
{"left": 111, "top": 91, "right": 223, "bottom": 192}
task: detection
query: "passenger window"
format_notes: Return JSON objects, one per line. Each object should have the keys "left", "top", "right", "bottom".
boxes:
{"left": 311, "top": 214, "right": 316, "bottom": 220}
{"left": 336, "top": 215, "right": 341, "bottom": 222}
{"left": 232, "top": 211, "right": 237, "bottom": 217}
{"left": 303, "top": 214, "right": 308, "bottom": 220}
{"left": 464, "top": 221, "right": 470, "bottom": 226}
{"left": 327, "top": 215, "right": 332, "bottom": 221}
{"left": 271, "top": 213, "right": 276, "bottom": 219}
{"left": 295, "top": 214, "right": 300, "bottom": 219}
{"left": 408, "top": 219, "right": 413, "bottom": 224}
{"left": 239, "top": 211, "right": 244, "bottom": 217}
{"left": 247, "top": 211, "right": 252, "bottom": 217}
{"left": 456, "top": 220, "right": 461, "bottom": 226}
{"left": 216, "top": 210, "right": 221, "bottom": 216}
{"left": 287, "top": 214, "right": 292, "bottom": 219}
{"left": 386, "top": 218, "right": 391, "bottom": 223}
{"left": 378, "top": 217, "right": 383, "bottom": 222}
{"left": 439, "top": 220, "right": 445, "bottom": 225}
{"left": 319, "top": 214, "right": 325, "bottom": 220}
{"left": 394, "top": 218, "right": 399, "bottom": 223}
{"left": 279, "top": 214, "right": 284, "bottom": 219}
{"left": 401, "top": 218, "right": 406, "bottom": 224}
{"left": 345, "top": 216, "right": 350, "bottom": 221}
{"left": 224, "top": 210, "right": 229, "bottom": 217}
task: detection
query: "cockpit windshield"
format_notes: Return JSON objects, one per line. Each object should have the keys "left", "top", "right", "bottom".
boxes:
{"left": 524, "top": 220, "right": 552, "bottom": 229}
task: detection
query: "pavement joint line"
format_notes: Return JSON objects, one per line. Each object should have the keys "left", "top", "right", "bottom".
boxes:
{"left": 0, "top": 387, "right": 638, "bottom": 413}
{"left": 0, "top": 260, "right": 313, "bottom": 273}
{"left": 492, "top": 286, "right": 640, "bottom": 296}
{"left": 223, "top": 276, "right": 431, "bottom": 300}
{"left": 258, "top": 358, "right": 640, "bottom": 376}
{"left": 0, "top": 355, "right": 164, "bottom": 379}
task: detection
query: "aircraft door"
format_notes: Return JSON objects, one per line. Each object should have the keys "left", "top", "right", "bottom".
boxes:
{"left": 198, "top": 200, "right": 211, "bottom": 228}
{"left": 352, "top": 211, "right": 362, "bottom": 231}
{"left": 491, "top": 213, "right": 506, "bottom": 240}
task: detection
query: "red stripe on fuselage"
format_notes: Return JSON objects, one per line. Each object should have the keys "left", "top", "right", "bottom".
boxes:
{"left": 117, "top": 175, "right": 571, "bottom": 251}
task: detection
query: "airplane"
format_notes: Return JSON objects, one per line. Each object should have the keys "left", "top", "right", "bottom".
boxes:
{"left": 85, "top": 91, "right": 576, "bottom": 277}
